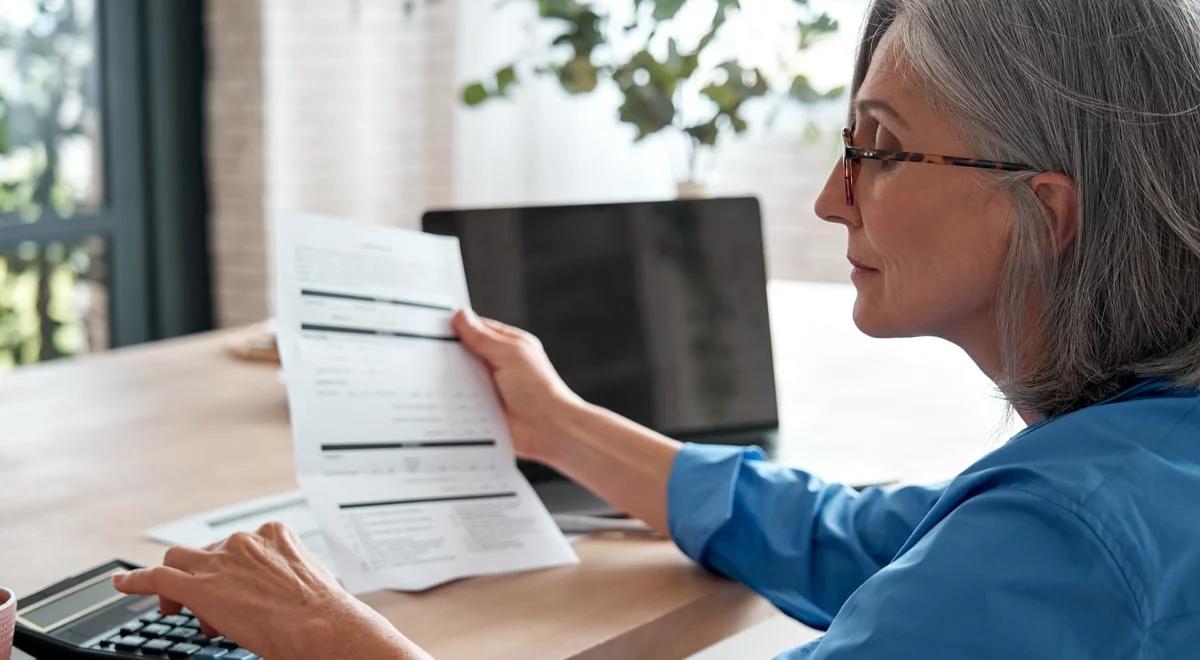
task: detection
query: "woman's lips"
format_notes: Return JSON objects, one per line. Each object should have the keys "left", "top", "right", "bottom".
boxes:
{"left": 848, "top": 256, "right": 879, "bottom": 271}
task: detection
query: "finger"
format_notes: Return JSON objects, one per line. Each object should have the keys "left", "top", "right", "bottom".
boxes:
{"left": 256, "top": 522, "right": 335, "bottom": 582}
{"left": 481, "top": 318, "right": 528, "bottom": 341}
{"left": 452, "top": 309, "right": 510, "bottom": 362}
{"left": 257, "top": 522, "right": 303, "bottom": 558}
{"left": 256, "top": 520, "right": 289, "bottom": 539}
{"left": 112, "top": 567, "right": 195, "bottom": 613}
{"left": 203, "top": 538, "right": 225, "bottom": 552}
{"left": 158, "top": 598, "right": 184, "bottom": 616}
{"left": 198, "top": 619, "right": 219, "bottom": 637}
{"left": 163, "top": 545, "right": 212, "bottom": 574}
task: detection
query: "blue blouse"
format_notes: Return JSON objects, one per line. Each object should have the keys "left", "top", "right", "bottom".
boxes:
{"left": 667, "top": 378, "right": 1200, "bottom": 658}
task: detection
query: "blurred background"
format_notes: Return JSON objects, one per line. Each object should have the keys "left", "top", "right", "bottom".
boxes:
{"left": 0, "top": 0, "right": 866, "bottom": 371}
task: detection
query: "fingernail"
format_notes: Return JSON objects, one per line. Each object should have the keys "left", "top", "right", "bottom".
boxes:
{"left": 464, "top": 308, "right": 479, "bottom": 324}
{"left": 112, "top": 572, "right": 126, "bottom": 586}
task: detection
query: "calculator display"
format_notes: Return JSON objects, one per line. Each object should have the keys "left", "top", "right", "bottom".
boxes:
{"left": 17, "top": 559, "right": 262, "bottom": 658}
{"left": 21, "top": 572, "right": 122, "bottom": 630}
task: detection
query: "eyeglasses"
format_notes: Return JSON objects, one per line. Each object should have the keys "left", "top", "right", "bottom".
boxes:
{"left": 841, "top": 127, "right": 1037, "bottom": 206}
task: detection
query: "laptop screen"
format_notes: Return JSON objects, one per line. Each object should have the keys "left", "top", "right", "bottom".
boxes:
{"left": 423, "top": 197, "right": 779, "bottom": 440}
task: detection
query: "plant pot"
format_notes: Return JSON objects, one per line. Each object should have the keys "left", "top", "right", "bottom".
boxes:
{"left": 676, "top": 180, "right": 710, "bottom": 199}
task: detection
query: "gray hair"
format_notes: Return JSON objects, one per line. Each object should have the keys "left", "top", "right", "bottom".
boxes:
{"left": 852, "top": 0, "right": 1200, "bottom": 417}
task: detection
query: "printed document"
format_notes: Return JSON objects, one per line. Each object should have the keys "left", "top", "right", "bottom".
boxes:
{"left": 273, "top": 212, "right": 578, "bottom": 592}
{"left": 146, "top": 491, "right": 335, "bottom": 570}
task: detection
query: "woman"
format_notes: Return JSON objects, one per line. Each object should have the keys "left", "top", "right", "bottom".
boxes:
{"left": 114, "top": 0, "right": 1200, "bottom": 657}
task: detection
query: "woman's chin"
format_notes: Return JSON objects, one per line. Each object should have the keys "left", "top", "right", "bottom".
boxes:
{"left": 851, "top": 298, "right": 904, "bottom": 339}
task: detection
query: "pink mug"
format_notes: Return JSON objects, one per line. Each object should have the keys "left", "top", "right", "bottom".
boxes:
{"left": 0, "top": 587, "right": 15, "bottom": 660}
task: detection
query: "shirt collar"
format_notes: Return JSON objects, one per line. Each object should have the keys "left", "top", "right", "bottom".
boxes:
{"left": 1009, "top": 377, "right": 1192, "bottom": 442}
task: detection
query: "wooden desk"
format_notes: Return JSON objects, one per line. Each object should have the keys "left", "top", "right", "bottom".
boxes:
{"left": 0, "top": 326, "right": 776, "bottom": 659}
{"left": 0, "top": 280, "right": 1019, "bottom": 658}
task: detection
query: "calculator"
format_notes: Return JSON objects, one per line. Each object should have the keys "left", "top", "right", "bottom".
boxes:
{"left": 14, "top": 560, "right": 258, "bottom": 659}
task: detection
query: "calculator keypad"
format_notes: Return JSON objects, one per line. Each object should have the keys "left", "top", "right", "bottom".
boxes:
{"left": 140, "top": 623, "right": 173, "bottom": 638}
{"left": 140, "top": 638, "right": 175, "bottom": 654}
{"left": 89, "top": 611, "right": 258, "bottom": 659}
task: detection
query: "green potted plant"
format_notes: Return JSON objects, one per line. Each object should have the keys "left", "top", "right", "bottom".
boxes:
{"left": 462, "top": 0, "right": 845, "bottom": 196}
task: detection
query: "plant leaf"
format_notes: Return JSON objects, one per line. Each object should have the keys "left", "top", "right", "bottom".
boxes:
{"left": 617, "top": 82, "right": 675, "bottom": 140}
{"left": 702, "top": 61, "right": 768, "bottom": 112}
{"left": 495, "top": 65, "right": 517, "bottom": 95}
{"left": 797, "top": 13, "right": 839, "bottom": 49}
{"left": 462, "top": 82, "right": 489, "bottom": 106}
{"left": 549, "top": 7, "right": 605, "bottom": 62}
{"left": 789, "top": 75, "right": 845, "bottom": 103}
{"left": 787, "top": 74, "right": 821, "bottom": 103}
{"left": 559, "top": 56, "right": 599, "bottom": 94}
{"left": 699, "top": 61, "right": 769, "bottom": 139}
{"left": 650, "top": 0, "right": 687, "bottom": 21}
{"left": 685, "top": 119, "right": 719, "bottom": 146}
{"left": 538, "top": 0, "right": 587, "bottom": 20}
{"left": 664, "top": 38, "right": 699, "bottom": 79}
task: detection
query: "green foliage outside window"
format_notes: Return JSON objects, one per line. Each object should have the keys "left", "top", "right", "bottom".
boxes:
{"left": 0, "top": 0, "right": 107, "bottom": 371}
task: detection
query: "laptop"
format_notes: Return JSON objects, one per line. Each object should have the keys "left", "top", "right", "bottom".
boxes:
{"left": 423, "top": 197, "right": 779, "bottom": 514}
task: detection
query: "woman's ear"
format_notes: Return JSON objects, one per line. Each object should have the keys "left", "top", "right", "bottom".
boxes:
{"left": 1030, "top": 172, "right": 1079, "bottom": 253}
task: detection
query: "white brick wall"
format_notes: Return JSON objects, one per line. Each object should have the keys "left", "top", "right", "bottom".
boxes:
{"left": 206, "top": 0, "right": 269, "bottom": 327}
{"left": 205, "top": 0, "right": 458, "bottom": 327}
{"left": 713, "top": 129, "right": 852, "bottom": 282}
{"left": 262, "top": 0, "right": 456, "bottom": 227}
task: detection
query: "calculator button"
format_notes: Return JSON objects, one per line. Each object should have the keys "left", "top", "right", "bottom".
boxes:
{"left": 168, "top": 642, "right": 203, "bottom": 657}
{"left": 113, "top": 635, "right": 149, "bottom": 651}
{"left": 160, "top": 615, "right": 191, "bottom": 627}
{"left": 215, "top": 638, "right": 239, "bottom": 649}
{"left": 195, "top": 647, "right": 229, "bottom": 659}
{"left": 166, "top": 626, "right": 200, "bottom": 641}
{"left": 184, "top": 616, "right": 201, "bottom": 628}
{"left": 142, "top": 623, "right": 173, "bottom": 638}
{"left": 141, "top": 612, "right": 164, "bottom": 624}
{"left": 141, "top": 638, "right": 176, "bottom": 655}
{"left": 120, "top": 621, "right": 145, "bottom": 634}
{"left": 223, "top": 650, "right": 259, "bottom": 660}
{"left": 96, "top": 636, "right": 118, "bottom": 648}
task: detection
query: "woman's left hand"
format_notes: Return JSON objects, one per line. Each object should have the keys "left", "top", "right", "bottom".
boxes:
{"left": 113, "top": 522, "right": 430, "bottom": 660}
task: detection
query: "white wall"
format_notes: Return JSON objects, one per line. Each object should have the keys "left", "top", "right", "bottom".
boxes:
{"left": 263, "top": 0, "right": 457, "bottom": 227}
{"left": 206, "top": 0, "right": 460, "bottom": 325}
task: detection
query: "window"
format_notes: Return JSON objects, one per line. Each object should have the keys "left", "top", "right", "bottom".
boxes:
{"left": 0, "top": 0, "right": 210, "bottom": 370}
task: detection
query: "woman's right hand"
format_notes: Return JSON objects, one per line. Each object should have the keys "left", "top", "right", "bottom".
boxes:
{"left": 113, "top": 523, "right": 429, "bottom": 660}
{"left": 454, "top": 308, "right": 680, "bottom": 533}
{"left": 452, "top": 309, "right": 587, "bottom": 463}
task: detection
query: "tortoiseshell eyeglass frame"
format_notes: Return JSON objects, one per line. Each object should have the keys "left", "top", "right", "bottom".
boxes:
{"left": 841, "top": 127, "right": 1037, "bottom": 206}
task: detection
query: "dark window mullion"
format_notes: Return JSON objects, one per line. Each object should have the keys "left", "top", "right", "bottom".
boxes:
{"left": 0, "top": 210, "right": 105, "bottom": 226}
{"left": 97, "top": 0, "right": 153, "bottom": 347}
{"left": 0, "top": 217, "right": 112, "bottom": 247}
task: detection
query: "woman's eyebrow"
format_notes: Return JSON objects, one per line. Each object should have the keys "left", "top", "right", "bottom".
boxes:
{"left": 854, "top": 98, "right": 910, "bottom": 130}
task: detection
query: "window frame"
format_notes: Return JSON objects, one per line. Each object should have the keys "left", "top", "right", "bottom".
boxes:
{"left": 0, "top": 0, "right": 211, "bottom": 351}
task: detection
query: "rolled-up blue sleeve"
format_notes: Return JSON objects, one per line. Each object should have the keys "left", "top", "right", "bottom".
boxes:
{"left": 668, "top": 443, "right": 944, "bottom": 628}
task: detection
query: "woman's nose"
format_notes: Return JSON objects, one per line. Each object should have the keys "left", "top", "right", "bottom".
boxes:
{"left": 814, "top": 160, "right": 860, "bottom": 229}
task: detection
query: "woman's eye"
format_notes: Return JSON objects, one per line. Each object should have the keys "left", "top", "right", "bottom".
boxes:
{"left": 874, "top": 128, "right": 902, "bottom": 171}
{"left": 875, "top": 129, "right": 898, "bottom": 149}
